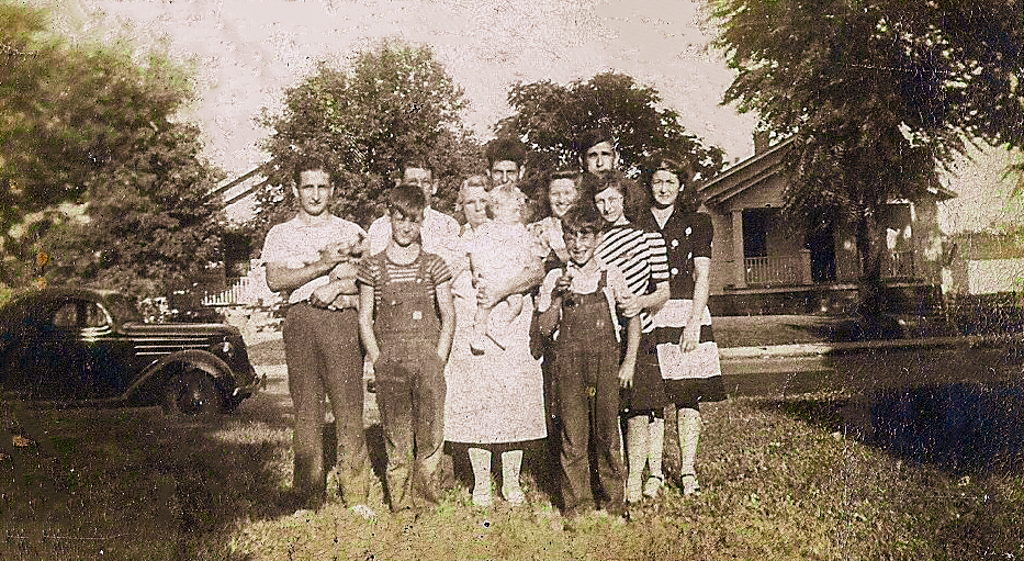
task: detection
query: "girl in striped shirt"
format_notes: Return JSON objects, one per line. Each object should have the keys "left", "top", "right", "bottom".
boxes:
{"left": 582, "top": 172, "right": 671, "bottom": 505}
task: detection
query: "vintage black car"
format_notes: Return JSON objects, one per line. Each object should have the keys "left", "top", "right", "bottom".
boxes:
{"left": 0, "top": 287, "right": 263, "bottom": 415}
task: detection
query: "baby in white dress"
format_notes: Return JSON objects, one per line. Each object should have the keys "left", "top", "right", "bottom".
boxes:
{"left": 465, "top": 183, "right": 532, "bottom": 353}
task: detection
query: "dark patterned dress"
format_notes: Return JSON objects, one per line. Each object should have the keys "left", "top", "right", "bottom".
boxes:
{"left": 638, "top": 209, "right": 726, "bottom": 408}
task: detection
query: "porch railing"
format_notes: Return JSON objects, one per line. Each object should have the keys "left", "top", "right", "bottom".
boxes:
{"left": 885, "top": 250, "right": 915, "bottom": 278}
{"left": 744, "top": 255, "right": 806, "bottom": 286}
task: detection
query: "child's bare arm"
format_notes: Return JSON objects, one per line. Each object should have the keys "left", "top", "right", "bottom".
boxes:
{"left": 618, "top": 316, "right": 640, "bottom": 389}
{"left": 358, "top": 283, "right": 379, "bottom": 365}
{"left": 536, "top": 299, "right": 561, "bottom": 338}
{"left": 435, "top": 280, "right": 456, "bottom": 362}
{"left": 536, "top": 269, "right": 569, "bottom": 337}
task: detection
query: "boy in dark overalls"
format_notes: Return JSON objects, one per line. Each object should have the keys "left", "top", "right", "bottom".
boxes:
{"left": 358, "top": 184, "right": 455, "bottom": 513}
{"left": 536, "top": 204, "right": 640, "bottom": 519}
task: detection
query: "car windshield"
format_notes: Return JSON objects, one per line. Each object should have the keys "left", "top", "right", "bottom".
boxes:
{"left": 105, "top": 293, "right": 143, "bottom": 324}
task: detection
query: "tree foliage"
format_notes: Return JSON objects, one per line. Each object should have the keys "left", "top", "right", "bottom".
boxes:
{"left": 496, "top": 72, "right": 726, "bottom": 196}
{"left": 44, "top": 123, "right": 226, "bottom": 296}
{"left": 0, "top": 3, "right": 225, "bottom": 296}
{"left": 713, "top": 0, "right": 1024, "bottom": 298}
{"left": 256, "top": 40, "right": 480, "bottom": 235}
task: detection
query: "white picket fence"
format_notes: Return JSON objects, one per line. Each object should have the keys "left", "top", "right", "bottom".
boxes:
{"left": 201, "top": 272, "right": 280, "bottom": 307}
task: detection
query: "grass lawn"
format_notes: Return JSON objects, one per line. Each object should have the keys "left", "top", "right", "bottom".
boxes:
{"left": 4, "top": 382, "right": 1024, "bottom": 560}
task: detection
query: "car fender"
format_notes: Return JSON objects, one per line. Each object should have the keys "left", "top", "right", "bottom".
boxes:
{"left": 130, "top": 349, "right": 235, "bottom": 397}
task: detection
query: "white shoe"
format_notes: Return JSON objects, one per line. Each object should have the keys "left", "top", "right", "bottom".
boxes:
{"left": 681, "top": 474, "right": 701, "bottom": 496}
{"left": 351, "top": 504, "right": 377, "bottom": 519}
{"left": 643, "top": 475, "right": 663, "bottom": 499}
{"left": 502, "top": 483, "right": 525, "bottom": 507}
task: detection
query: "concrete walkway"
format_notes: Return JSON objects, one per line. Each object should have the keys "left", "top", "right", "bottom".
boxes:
{"left": 246, "top": 327, "right": 1023, "bottom": 401}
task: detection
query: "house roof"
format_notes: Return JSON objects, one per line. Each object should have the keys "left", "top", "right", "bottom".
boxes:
{"left": 699, "top": 138, "right": 796, "bottom": 208}
{"left": 698, "top": 137, "right": 957, "bottom": 208}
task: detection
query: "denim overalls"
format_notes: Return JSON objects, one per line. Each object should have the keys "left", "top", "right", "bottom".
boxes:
{"left": 552, "top": 270, "right": 626, "bottom": 515}
{"left": 373, "top": 254, "right": 446, "bottom": 510}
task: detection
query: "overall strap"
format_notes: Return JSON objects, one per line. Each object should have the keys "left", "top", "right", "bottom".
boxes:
{"left": 415, "top": 251, "right": 430, "bottom": 284}
{"left": 379, "top": 253, "right": 392, "bottom": 286}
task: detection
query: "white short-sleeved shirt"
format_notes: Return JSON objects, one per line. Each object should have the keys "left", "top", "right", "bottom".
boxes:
{"left": 536, "top": 257, "right": 633, "bottom": 342}
{"left": 262, "top": 215, "right": 366, "bottom": 304}
{"left": 367, "top": 207, "right": 461, "bottom": 269}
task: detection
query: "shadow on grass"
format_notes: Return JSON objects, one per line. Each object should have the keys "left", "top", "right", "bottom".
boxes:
{"left": 759, "top": 381, "right": 1024, "bottom": 474}
{"left": 0, "top": 381, "right": 349, "bottom": 560}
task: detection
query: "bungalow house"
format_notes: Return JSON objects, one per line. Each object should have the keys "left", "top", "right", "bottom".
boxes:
{"left": 698, "top": 138, "right": 956, "bottom": 315}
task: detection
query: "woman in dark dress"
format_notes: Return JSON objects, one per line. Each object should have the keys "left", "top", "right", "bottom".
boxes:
{"left": 638, "top": 158, "right": 726, "bottom": 496}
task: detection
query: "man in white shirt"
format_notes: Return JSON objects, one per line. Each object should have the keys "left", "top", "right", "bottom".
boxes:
{"left": 366, "top": 163, "right": 461, "bottom": 269}
{"left": 263, "top": 157, "right": 375, "bottom": 515}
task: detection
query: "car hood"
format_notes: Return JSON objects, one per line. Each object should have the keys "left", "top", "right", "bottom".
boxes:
{"left": 122, "top": 322, "right": 242, "bottom": 337}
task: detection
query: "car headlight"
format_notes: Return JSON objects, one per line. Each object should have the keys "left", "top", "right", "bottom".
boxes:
{"left": 217, "top": 340, "right": 234, "bottom": 356}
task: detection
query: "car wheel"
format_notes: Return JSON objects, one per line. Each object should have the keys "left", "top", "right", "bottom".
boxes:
{"left": 223, "top": 395, "right": 245, "bottom": 413}
{"left": 163, "top": 367, "right": 225, "bottom": 415}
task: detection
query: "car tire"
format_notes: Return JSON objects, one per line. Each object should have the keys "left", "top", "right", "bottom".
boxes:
{"left": 222, "top": 395, "right": 245, "bottom": 413}
{"left": 163, "top": 367, "right": 225, "bottom": 416}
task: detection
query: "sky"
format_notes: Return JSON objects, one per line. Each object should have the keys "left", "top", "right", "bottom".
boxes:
{"left": 38, "top": 0, "right": 1024, "bottom": 233}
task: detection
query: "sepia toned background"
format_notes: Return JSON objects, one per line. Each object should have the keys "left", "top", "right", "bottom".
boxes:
{"left": 31, "top": 0, "right": 1022, "bottom": 232}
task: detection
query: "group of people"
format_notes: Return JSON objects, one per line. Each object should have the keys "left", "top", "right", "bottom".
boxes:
{"left": 261, "top": 130, "right": 725, "bottom": 520}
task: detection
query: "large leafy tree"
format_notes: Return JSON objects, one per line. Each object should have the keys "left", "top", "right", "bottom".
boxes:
{"left": 45, "top": 124, "right": 226, "bottom": 295}
{"left": 496, "top": 72, "right": 726, "bottom": 198}
{"left": 712, "top": 0, "right": 1024, "bottom": 309}
{"left": 256, "top": 40, "right": 480, "bottom": 236}
{"left": 0, "top": 3, "right": 225, "bottom": 296}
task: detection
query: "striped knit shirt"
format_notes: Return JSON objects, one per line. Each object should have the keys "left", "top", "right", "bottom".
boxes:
{"left": 356, "top": 250, "right": 452, "bottom": 310}
{"left": 597, "top": 223, "right": 669, "bottom": 333}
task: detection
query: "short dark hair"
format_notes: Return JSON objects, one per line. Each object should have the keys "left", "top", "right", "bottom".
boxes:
{"left": 561, "top": 202, "right": 605, "bottom": 238}
{"left": 291, "top": 155, "right": 332, "bottom": 187}
{"left": 485, "top": 137, "right": 527, "bottom": 168}
{"left": 388, "top": 183, "right": 427, "bottom": 218}
{"left": 573, "top": 128, "right": 616, "bottom": 161}
{"left": 396, "top": 159, "right": 434, "bottom": 184}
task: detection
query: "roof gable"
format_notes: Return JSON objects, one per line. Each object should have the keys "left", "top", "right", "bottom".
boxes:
{"left": 698, "top": 137, "right": 957, "bottom": 208}
{"left": 699, "top": 138, "right": 795, "bottom": 208}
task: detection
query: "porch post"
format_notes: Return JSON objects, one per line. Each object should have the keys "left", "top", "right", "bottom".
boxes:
{"left": 799, "top": 249, "right": 812, "bottom": 284}
{"left": 732, "top": 210, "right": 747, "bottom": 288}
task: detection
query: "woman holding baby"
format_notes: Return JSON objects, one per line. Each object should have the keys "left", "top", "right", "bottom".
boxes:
{"left": 443, "top": 175, "right": 547, "bottom": 508}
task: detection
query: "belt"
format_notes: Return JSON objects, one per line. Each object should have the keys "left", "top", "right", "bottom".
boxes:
{"left": 287, "top": 295, "right": 359, "bottom": 311}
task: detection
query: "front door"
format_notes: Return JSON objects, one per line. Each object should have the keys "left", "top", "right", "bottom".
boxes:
{"left": 807, "top": 220, "right": 837, "bottom": 283}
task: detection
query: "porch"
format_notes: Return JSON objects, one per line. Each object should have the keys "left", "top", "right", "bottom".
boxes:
{"left": 740, "top": 250, "right": 917, "bottom": 288}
